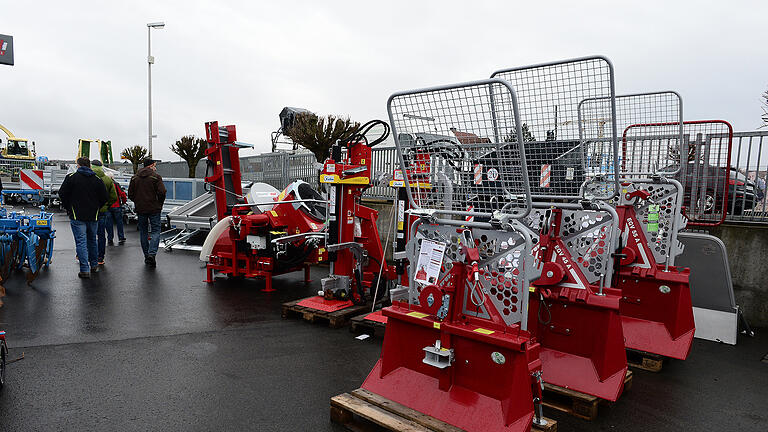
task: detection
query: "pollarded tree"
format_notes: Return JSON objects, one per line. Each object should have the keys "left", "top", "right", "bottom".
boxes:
{"left": 120, "top": 145, "right": 148, "bottom": 174}
{"left": 283, "top": 112, "right": 360, "bottom": 163}
{"left": 171, "top": 135, "right": 206, "bottom": 178}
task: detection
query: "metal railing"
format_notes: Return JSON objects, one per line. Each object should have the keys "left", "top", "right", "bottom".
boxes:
{"left": 143, "top": 130, "right": 768, "bottom": 223}
{"left": 725, "top": 131, "right": 768, "bottom": 224}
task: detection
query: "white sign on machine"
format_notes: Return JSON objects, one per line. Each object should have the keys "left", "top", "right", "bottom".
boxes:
{"left": 414, "top": 239, "right": 446, "bottom": 286}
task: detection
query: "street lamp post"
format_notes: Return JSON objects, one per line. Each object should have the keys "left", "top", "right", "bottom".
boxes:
{"left": 147, "top": 21, "right": 165, "bottom": 158}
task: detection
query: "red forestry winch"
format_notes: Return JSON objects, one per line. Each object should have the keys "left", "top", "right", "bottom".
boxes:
{"left": 361, "top": 79, "right": 547, "bottom": 432}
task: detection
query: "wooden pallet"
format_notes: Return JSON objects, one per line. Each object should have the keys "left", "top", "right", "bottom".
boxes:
{"left": 626, "top": 348, "right": 665, "bottom": 372}
{"left": 281, "top": 297, "right": 370, "bottom": 329}
{"left": 350, "top": 312, "right": 387, "bottom": 336}
{"left": 542, "top": 370, "right": 633, "bottom": 421}
{"left": 331, "top": 388, "right": 557, "bottom": 432}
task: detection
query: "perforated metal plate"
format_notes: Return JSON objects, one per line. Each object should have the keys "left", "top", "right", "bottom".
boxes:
{"left": 408, "top": 224, "right": 534, "bottom": 328}
{"left": 523, "top": 208, "right": 614, "bottom": 285}
{"left": 617, "top": 180, "right": 687, "bottom": 265}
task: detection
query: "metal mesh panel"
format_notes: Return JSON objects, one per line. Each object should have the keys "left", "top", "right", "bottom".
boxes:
{"left": 387, "top": 79, "right": 531, "bottom": 219}
{"left": 491, "top": 57, "right": 619, "bottom": 200}
{"left": 240, "top": 153, "right": 288, "bottom": 189}
{"left": 580, "top": 92, "right": 683, "bottom": 176}
{"left": 288, "top": 153, "right": 318, "bottom": 189}
{"left": 622, "top": 120, "right": 732, "bottom": 226}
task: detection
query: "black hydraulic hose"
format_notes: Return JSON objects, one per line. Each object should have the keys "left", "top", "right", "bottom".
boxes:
{"left": 345, "top": 120, "right": 390, "bottom": 148}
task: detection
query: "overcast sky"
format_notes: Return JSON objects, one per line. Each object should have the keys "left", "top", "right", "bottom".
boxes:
{"left": 2, "top": 0, "right": 766, "bottom": 162}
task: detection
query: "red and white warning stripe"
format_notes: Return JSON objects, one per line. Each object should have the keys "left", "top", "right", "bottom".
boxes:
{"left": 539, "top": 164, "right": 551, "bottom": 188}
{"left": 474, "top": 164, "right": 483, "bottom": 185}
{"left": 465, "top": 205, "right": 474, "bottom": 222}
{"left": 20, "top": 169, "right": 44, "bottom": 190}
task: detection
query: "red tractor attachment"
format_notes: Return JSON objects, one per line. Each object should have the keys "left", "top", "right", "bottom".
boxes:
{"left": 318, "top": 121, "right": 397, "bottom": 306}
{"left": 362, "top": 79, "right": 547, "bottom": 431}
{"left": 200, "top": 121, "right": 326, "bottom": 289}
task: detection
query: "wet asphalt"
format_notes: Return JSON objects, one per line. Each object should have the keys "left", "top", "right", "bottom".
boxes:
{"left": 0, "top": 209, "right": 765, "bottom": 431}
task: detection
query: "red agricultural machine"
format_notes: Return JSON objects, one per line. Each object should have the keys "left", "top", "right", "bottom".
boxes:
{"left": 362, "top": 78, "right": 546, "bottom": 431}
{"left": 290, "top": 120, "right": 400, "bottom": 315}
{"left": 200, "top": 121, "right": 327, "bottom": 289}
{"left": 200, "top": 119, "right": 398, "bottom": 311}
{"left": 317, "top": 120, "right": 397, "bottom": 307}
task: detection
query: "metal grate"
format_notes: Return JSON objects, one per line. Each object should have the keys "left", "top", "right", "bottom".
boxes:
{"left": 387, "top": 79, "right": 532, "bottom": 219}
{"left": 580, "top": 91, "right": 683, "bottom": 176}
{"left": 491, "top": 56, "right": 619, "bottom": 200}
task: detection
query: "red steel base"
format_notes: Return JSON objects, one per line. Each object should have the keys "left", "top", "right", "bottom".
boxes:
{"left": 618, "top": 265, "right": 695, "bottom": 359}
{"left": 362, "top": 305, "right": 539, "bottom": 432}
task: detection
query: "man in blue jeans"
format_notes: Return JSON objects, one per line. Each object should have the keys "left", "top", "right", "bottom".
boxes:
{"left": 58, "top": 157, "right": 108, "bottom": 278}
{"left": 128, "top": 158, "right": 166, "bottom": 267}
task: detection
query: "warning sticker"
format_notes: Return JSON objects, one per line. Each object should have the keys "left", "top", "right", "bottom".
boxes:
{"left": 474, "top": 164, "right": 483, "bottom": 185}
{"left": 540, "top": 164, "right": 551, "bottom": 188}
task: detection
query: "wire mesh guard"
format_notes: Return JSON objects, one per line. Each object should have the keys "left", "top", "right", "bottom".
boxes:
{"left": 580, "top": 92, "right": 683, "bottom": 177}
{"left": 491, "top": 57, "right": 619, "bottom": 200}
{"left": 387, "top": 80, "right": 531, "bottom": 219}
{"left": 616, "top": 120, "right": 733, "bottom": 226}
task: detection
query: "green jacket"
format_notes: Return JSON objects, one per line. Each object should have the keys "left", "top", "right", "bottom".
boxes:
{"left": 92, "top": 165, "right": 118, "bottom": 213}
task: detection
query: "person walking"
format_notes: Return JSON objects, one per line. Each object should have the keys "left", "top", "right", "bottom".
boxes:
{"left": 106, "top": 171, "right": 127, "bottom": 245}
{"left": 128, "top": 158, "right": 166, "bottom": 267}
{"left": 58, "top": 157, "right": 108, "bottom": 278}
{"left": 91, "top": 160, "right": 118, "bottom": 266}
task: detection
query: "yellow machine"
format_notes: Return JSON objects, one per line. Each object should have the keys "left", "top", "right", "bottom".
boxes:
{"left": 0, "top": 123, "right": 36, "bottom": 160}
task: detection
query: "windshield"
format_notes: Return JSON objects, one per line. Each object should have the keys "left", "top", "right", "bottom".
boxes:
{"left": 296, "top": 182, "right": 326, "bottom": 221}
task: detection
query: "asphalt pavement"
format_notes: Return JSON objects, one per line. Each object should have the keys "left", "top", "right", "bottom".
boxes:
{"left": 0, "top": 209, "right": 765, "bottom": 431}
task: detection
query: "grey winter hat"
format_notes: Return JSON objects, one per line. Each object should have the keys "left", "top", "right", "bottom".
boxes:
{"left": 91, "top": 159, "right": 103, "bottom": 166}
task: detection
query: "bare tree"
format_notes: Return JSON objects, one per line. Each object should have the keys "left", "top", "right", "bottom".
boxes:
{"left": 171, "top": 135, "right": 206, "bottom": 178}
{"left": 283, "top": 113, "right": 360, "bottom": 162}
{"left": 503, "top": 123, "right": 536, "bottom": 143}
{"left": 120, "top": 145, "right": 148, "bottom": 174}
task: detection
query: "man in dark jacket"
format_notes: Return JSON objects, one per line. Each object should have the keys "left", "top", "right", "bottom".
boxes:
{"left": 58, "top": 157, "right": 108, "bottom": 278}
{"left": 128, "top": 158, "right": 166, "bottom": 267}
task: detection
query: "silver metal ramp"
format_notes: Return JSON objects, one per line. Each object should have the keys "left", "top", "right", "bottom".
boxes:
{"left": 676, "top": 232, "right": 745, "bottom": 344}
{"left": 162, "top": 193, "right": 218, "bottom": 251}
